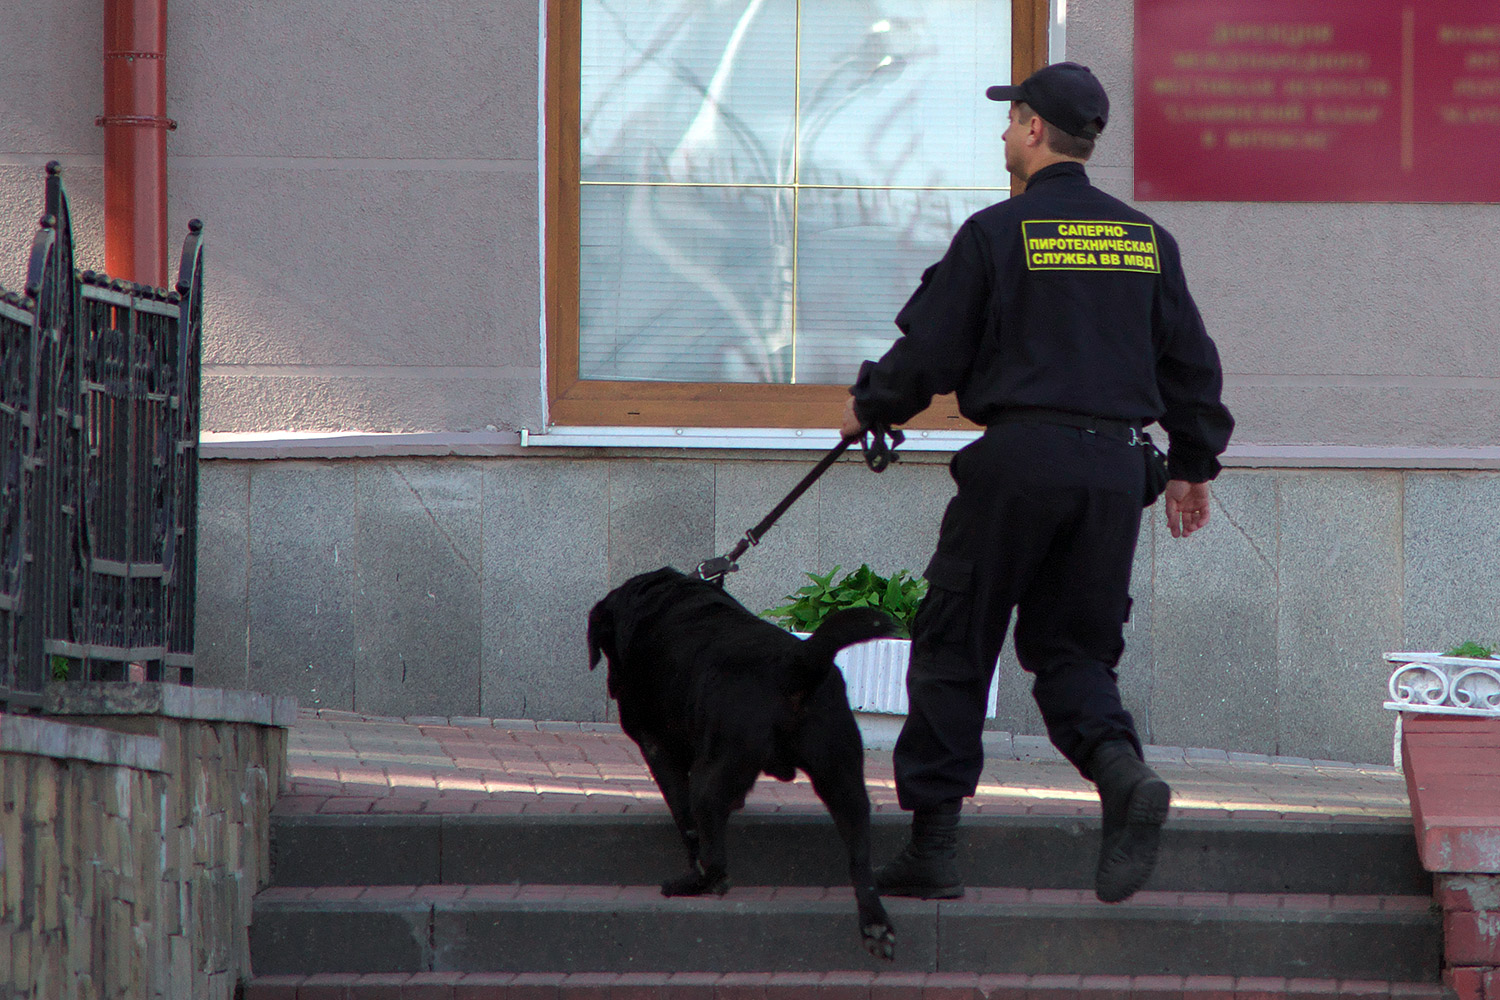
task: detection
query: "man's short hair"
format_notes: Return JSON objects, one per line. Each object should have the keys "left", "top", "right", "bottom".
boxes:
{"left": 1015, "top": 102, "right": 1096, "bottom": 160}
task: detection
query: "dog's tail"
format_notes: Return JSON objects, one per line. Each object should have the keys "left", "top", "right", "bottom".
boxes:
{"left": 796, "top": 608, "right": 903, "bottom": 690}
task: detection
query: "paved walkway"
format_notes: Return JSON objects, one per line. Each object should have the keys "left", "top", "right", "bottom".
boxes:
{"left": 277, "top": 710, "right": 1411, "bottom": 824}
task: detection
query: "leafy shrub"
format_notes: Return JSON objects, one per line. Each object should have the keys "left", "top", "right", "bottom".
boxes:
{"left": 1445, "top": 640, "right": 1497, "bottom": 659}
{"left": 762, "top": 564, "right": 927, "bottom": 638}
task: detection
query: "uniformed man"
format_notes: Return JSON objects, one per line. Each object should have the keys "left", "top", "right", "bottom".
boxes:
{"left": 839, "top": 62, "right": 1234, "bottom": 904}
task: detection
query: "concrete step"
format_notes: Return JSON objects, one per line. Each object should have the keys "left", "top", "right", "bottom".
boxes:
{"left": 248, "top": 885, "right": 1440, "bottom": 981}
{"left": 243, "top": 970, "right": 1455, "bottom": 1000}
{"left": 268, "top": 813, "right": 1432, "bottom": 898}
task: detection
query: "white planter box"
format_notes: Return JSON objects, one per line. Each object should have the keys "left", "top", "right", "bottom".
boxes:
{"left": 799, "top": 635, "right": 1000, "bottom": 719}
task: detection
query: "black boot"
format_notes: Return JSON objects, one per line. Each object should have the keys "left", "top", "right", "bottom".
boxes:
{"left": 875, "top": 804, "right": 963, "bottom": 899}
{"left": 1088, "top": 739, "right": 1171, "bottom": 903}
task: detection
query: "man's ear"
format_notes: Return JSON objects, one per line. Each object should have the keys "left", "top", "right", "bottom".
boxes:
{"left": 1026, "top": 113, "right": 1046, "bottom": 147}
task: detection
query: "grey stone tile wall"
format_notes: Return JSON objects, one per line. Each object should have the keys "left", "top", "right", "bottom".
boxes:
{"left": 1402, "top": 473, "right": 1500, "bottom": 653}
{"left": 715, "top": 461, "right": 825, "bottom": 620}
{"left": 245, "top": 463, "right": 359, "bottom": 712}
{"left": 197, "top": 457, "right": 1494, "bottom": 762}
{"left": 195, "top": 463, "right": 251, "bottom": 689}
{"left": 1273, "top": 472, "right": 1404, "bottom": 764}
{"left": 816, "top": 460, "right": 952, "bottom": 584}
{"left": 606, "top": 460, "right": 717, "bottom": 586}
{"left": 1115, "top": 521, "right": 1157, "bottom": 741}
{"left": 1149, "top": 473, "right": 1279, "bottom": 754}
{"left": 483, "top": 460, "right": 610, "bottom": 721}
{"left": 354, "top": 462, "right": 484, "bottom": 718}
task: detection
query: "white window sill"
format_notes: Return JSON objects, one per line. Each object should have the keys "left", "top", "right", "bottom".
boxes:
{"left": 518, "top": 426, "right": 980, "bottom": 451}
{"left": 198, "top": 428, "right": 1500, "bottom": 467}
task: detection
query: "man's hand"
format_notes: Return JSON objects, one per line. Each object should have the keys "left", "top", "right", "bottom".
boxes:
{"left": 840, "top": 395, "right": 865, "bottom": 441}
{"left": 1164, "top": 479, "right": 1211, "bottom": 538}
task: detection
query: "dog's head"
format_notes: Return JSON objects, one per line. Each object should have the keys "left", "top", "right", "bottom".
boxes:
{"left": 586, "top": 596, "right": 615, "bottom": 671}
{"left": 587, "top": 566, "right": 690, "bottom": 676}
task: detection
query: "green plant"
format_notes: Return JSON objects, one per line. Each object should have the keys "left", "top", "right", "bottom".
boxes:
{"left": 762, "top": 564, "right": 928, "bottom": 638}
{"left": 1445, "top": 640, "right": 1497, "bottom": 659}
{"left": 50, "top": 655, "right": 71, "bottom": 681}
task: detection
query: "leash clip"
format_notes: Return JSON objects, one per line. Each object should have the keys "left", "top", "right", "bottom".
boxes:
{"left": 693, "top": 555, "right": 738, "bottom": 586}
{"left": 861, "top": 423, "right": 904, "bottom": 473}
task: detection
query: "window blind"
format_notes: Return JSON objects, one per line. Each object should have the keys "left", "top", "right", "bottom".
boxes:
{"left": 579, "top": 0, "right": 1011, "bottom": 385}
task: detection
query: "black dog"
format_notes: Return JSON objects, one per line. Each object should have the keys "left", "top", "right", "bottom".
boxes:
{"left": 587, "top": 566, "right": 900, "bottom": 959}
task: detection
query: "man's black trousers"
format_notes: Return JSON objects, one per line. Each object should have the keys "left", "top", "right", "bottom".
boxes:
{"left": 893, "top": 421, "right": 1146, "bottom": 811}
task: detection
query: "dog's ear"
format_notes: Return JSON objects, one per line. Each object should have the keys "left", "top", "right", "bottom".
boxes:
{"left": 586, "top": 600, "right": 613, "bottom": 670}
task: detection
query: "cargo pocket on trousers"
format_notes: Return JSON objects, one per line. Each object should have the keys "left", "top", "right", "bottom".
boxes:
{"left": 915, "top": 552, "right": 975, "bottom": 642}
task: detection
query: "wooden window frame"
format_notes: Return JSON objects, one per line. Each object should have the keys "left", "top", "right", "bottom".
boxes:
{"left": 544, "top": 0, "right": 1050, "bottom": 430}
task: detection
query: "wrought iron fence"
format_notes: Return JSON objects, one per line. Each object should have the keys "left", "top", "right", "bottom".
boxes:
{"left": 0, "top": 162, "right": 203, "bottom": 708}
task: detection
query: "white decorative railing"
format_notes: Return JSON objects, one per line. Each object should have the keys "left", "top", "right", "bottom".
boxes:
{"left": 1384, "top": 651, "right": 1500, "bottom": 716}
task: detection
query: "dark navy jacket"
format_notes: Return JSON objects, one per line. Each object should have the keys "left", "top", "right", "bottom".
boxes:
{"left": 852, "top": 161, "right": 1234, "bottom": 482}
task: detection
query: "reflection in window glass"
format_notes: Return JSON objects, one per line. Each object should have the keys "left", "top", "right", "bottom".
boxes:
{"left": 793, "top": 187, "right": 996, "bottom": 384}
{"left": 580, "top": 0, "right": 1011, "bottom": 385}
{"left": 582, "top": 0, "right": 797, "bottom": 185}
{"left": 581, "top": 184, "right": 795, "bottom": 383}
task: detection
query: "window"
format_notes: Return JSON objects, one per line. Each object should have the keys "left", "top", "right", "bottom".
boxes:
{"left": 547, "top": 0, "right": 1049, "bottom": 428}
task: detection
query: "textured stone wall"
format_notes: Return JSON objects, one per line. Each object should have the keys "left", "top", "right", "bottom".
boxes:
{"left": 0, "top": 688, "right": 293, "bottom": 999}
{"left": 191, "top": 454, "right": 1500, "bottom": 764}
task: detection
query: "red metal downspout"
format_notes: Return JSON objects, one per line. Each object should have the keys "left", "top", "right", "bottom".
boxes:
{"left": 98, "top": 0, "right": 176, "bottom": 287}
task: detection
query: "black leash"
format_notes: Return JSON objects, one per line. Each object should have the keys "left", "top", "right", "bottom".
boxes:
{"left": 694, "top": 424, "right": 904, "bottom": 587}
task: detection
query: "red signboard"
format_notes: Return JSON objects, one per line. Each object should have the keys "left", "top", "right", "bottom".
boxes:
{"left": 1135, "top": 0, "right": 1500, "bottom": 202}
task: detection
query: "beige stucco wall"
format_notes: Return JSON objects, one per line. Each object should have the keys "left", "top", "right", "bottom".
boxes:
{"left": 0, "top": 0, "right": 542, "bottom": 434}
{"left": 1, "top": 0, "right": 1496, "bottom": 757}
{"left": 1073, "top": 0, "right": 1500, "bottom": 451}
{"left": 2, "top": 0, "right": 1496, "bottom": 445}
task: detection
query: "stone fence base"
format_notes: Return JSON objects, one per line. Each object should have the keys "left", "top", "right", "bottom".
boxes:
{"left": 0, "top": 683, "right": 296, "bottom": 999}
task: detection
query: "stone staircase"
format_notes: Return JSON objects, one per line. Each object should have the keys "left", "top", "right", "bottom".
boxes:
{"left": 245, "top": 807, "right": 1449, "bottom": 998}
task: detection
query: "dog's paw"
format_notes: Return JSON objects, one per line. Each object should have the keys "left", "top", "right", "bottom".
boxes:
{"left": 862, "top": 922, "right": 896, "bottom": 961}
{"left": 660, "top": 868, "right": 730, "bottom": 897}
{"left": 660, "top": 871, "right": 699, "bottom": 896}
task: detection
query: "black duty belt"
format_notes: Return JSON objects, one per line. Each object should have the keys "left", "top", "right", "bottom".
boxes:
{"left": 991, "top": 407, "right": 1143, "bottom": 445}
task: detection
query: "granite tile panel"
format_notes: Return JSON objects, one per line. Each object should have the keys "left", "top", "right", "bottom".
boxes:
{"left": 1401, "top": 473, "right": 1500, "bottom": 654}
{"left": 1151, "top": 472, "right": 1279, "bottom": 756}
{"left": 247, "top": 463, "right": 359, "bottom": 709}
{"left": 1274, "top": 472, "right": 1404, "bottom": 764}
{"left": 815, "top": 459, "right": 952, "bottom": 583}
{"left": 483, "top": 460, "right": 611, "bottom": 722}
{"left": 606, "top": 460, "right": 716, "bottom": 587}
{"left": 195, "top": 463, "right": 252, "bottom": 690}
{"left": 353, "top": 461, "right": 484, "bottom": 718}
{"left": 713, "top": 459, "right": 823, "bottom": 624}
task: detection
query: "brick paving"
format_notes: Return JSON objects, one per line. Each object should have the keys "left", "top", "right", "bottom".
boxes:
{"left": 277, "top": 710, "right": 1411, "bottom": 824}
{"left": 244, "top": 970, "right": 1450, "bottom": 999}
{"left": 251, "top": 713, "right": 1436, "bottom": 999}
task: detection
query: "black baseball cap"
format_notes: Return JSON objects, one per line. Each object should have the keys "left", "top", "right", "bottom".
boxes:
{"left": 986, "top": 62, "right": 1109, "bottom": 139}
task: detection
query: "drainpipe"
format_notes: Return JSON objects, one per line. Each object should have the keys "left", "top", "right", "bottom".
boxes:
{"left": 97, "top": 0, "right": 176, "bottom": 287}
